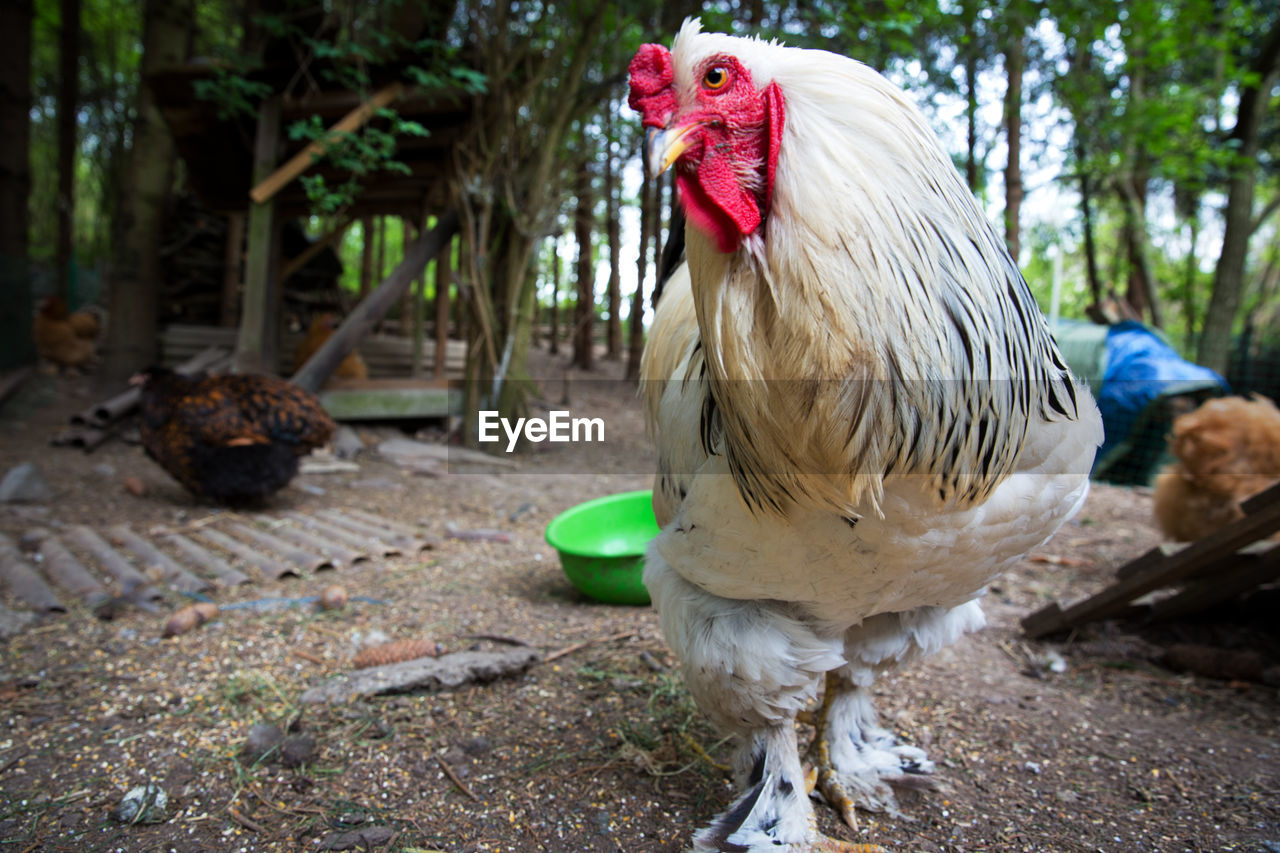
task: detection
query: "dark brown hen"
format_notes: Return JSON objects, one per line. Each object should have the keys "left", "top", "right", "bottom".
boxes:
{"left": 137, "top": 368, "right": 335, "bottom": 503}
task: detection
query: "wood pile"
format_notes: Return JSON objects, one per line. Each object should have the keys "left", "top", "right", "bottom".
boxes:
{"left": 1023, "top": 482, "right": 1280, "bottom": 637}
{"left": 159, "top": 193, "right": 347, "bottom": 326}
{"left": 159, "top": 324, "right": 466, "bottom": 378}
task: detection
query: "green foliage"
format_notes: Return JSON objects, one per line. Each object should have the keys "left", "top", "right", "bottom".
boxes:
{"left": 192, "top": 67, "right": 273, "bottom": 121}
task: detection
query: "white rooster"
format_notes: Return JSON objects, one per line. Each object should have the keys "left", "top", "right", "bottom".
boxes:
{"left": 630, "top": 20, "right": 1102, "bottom": 853}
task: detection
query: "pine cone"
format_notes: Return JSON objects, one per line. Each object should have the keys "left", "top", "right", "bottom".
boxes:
{"left": 351, "top": 638, "right": 445, "bottom": 669}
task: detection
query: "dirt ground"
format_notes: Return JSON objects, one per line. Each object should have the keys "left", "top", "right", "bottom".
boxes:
{"left": 0, "top": 348, "right": 1277, "bottom": 853}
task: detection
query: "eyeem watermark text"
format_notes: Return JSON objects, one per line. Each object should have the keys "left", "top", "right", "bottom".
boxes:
{"left": 477, "top": 410, "right": 605, "bottom": 452}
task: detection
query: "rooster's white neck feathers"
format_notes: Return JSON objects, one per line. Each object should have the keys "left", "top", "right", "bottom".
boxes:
{"left": 669, "top": 21, "right": 1081, "bottom": 518}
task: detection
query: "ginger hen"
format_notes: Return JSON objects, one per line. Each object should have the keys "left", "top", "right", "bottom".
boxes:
{"left": 294, "top": 313, "right": 368, "bottom": 381}
{"left": 631, "top": 21, "right": 1102, "bottom": 851}
{"left": 1153, "top": 394, "right": 1280, "bottom": 541}
{"left": 136, "top": 368, "right": 335, "bottom": 503}
{"left": 34, "top": 296, "right": 98, "bottom": 371}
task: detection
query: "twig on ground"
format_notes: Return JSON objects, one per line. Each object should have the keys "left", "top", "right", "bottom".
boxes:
{"left": 544, "top": 630, "right": 637, "bottom": 664}
{"left": 436, "top": 754, "right": 480, "bottom": 802}
{"left": 228, "top": 808, "right": 268, "bottom": 835}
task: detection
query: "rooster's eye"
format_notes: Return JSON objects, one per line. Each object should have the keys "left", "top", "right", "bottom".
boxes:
{"left": 702, "top": 66, "right": 729, "bottom": 90}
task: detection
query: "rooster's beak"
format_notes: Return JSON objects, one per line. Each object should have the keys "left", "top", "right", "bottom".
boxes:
{"left": 645, "top": 124, "right": 698, "bottom": 177}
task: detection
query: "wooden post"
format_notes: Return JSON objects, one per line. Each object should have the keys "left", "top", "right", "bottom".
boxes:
{"left": 236, "top": 95, "right": 281, "bottom": 374}
{"left": 292, "top": 210, "right": 459, "bottom": 393}
{"left": 220, "top": 211, "right": 245, "bottom": 327}
{"left": 434, "top": 233, "right": 451, "bottom": 379}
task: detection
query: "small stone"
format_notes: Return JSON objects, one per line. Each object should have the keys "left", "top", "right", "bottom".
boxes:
{"left": 333, "top": 426, "right": 365, "bottom": 460}
{"left": 0, "top": 463, "right": 54, "bottom": 504}
{"left": 163, "top": 606, "right": 202, "bottom": 637}
{"left": 110, "top": 782, "right": 168, "bottom": 824}
{"left": 319, "top": 585, "right": 348, "bottom": 611}
{"left": 280, "top": 734, "right": 318, "bottom": 768}
{"left": 460, "top": 735, "right": 491, "bottom": 756}
{"left": 242, "top": 723, "right": 284, "bottom": 764}
{"left": 123, "top": 476, "right": 147, "bottom": 497}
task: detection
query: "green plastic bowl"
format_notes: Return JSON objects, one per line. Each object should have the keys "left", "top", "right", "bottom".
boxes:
{"left": 545, "top": 490, "right": 660, "bottom": 606}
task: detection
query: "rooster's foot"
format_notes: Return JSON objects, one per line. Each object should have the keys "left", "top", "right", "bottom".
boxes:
{"left": 803, "top": 673, "right": 936, "bottom": 823}
{"left": 692, "top": 726, "right": 891, "bottom": 852}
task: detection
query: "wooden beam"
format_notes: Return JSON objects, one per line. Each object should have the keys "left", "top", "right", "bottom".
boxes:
{"left": 236, "top": 95, "right": 282, "bottom": 374}
{"left": 292, "top": 210, "right": 459, "bottom": 393}
{"left": 250, "top": 82, "right": 404, "bottom": 205}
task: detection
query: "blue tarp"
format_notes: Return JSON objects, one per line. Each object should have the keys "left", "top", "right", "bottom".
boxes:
{"left": 1095, "top": 320, "right": 1228, "bottom": 472}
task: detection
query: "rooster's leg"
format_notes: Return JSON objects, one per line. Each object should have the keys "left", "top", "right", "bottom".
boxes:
{"left": 692, "top": 725, "right": 888, "bottom": 853}
{"left": 804, "top": 671, "right": 935, "bottom": 823}
{"left": 645, "top": 553, "right": 886, "bottom": 851}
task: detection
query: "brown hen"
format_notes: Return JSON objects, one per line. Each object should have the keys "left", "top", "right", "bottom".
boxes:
{"left": 137, "top": 368, "right": 335, "bottom": 503}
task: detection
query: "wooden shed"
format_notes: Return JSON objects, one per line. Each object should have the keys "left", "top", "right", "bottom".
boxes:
{"left": 146, "top": 9, "right": 473, "bottom": 415}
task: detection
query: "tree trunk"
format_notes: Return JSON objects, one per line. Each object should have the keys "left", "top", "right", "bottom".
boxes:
{"left": 962, "top": 0, "right": 980, "bottom": 192}
{"left": 1182, "top": 210, "right": 1200, "bottom": 353}
{"left": 548, "top": 239, "right": 560, "bottom": 355}
{"left": 1074, "top": 140, "right": 1103, "bottom": 306}
{"left": 55, "top": 0, "right": 80, "bottom": 303}
{"left": 627, "top": 170, "right": 654, "bottom": 382}
{"left": 604, "top": 114, "right": 622, "bottom": 360}
{"left": 1198, "top": 18, "right": 1280, "bottom": 376}
{"left": 1118, "top": 175, "right": 1162, "bottom": 328}
{"left": 0, "top": 0, "right": 34, "bottom": 370}
{"left": 100, "top": 0, "right": 189, "bottom": 384}
{"left": 572, "top": 155, "right": 594, "bottom": 371}
{"left": 1002, "top": 19, "right": 1025, "bottom": 263}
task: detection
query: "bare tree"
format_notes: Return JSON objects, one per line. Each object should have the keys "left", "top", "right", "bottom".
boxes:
{"left": 56, "top": 0, "right": 80, "bottom": 302}
{"left": 100, "top": 0, "right": 190, "bottom": 383}
{"left": 572, "top": 152, "right": 595, "bottom": 371}
{"left": 0, "top": 0, "right": 34, "bottom": 369}
{"left": 1198, "top": 18, "right": 1280, "bottom": 375}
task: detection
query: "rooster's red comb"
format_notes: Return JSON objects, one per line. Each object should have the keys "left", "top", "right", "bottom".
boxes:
{"left": 628, "top": 43, "right": 677, "bottom": 128}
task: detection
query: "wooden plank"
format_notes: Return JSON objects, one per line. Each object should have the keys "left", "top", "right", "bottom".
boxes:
{"left": 317, "top": 383, "right": 460, "bottom": 420}
{"left": 1023, "top": 481, "right": 1280, "bottom": 637}
{"left": 1142, "top": 544, "right": 1280, "bottom": 623}
{"left": 159, "top": 325, "right": 466, "bottom": 377}
{"left": 250, "top": 83, "right": 403, "bottom": 205}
